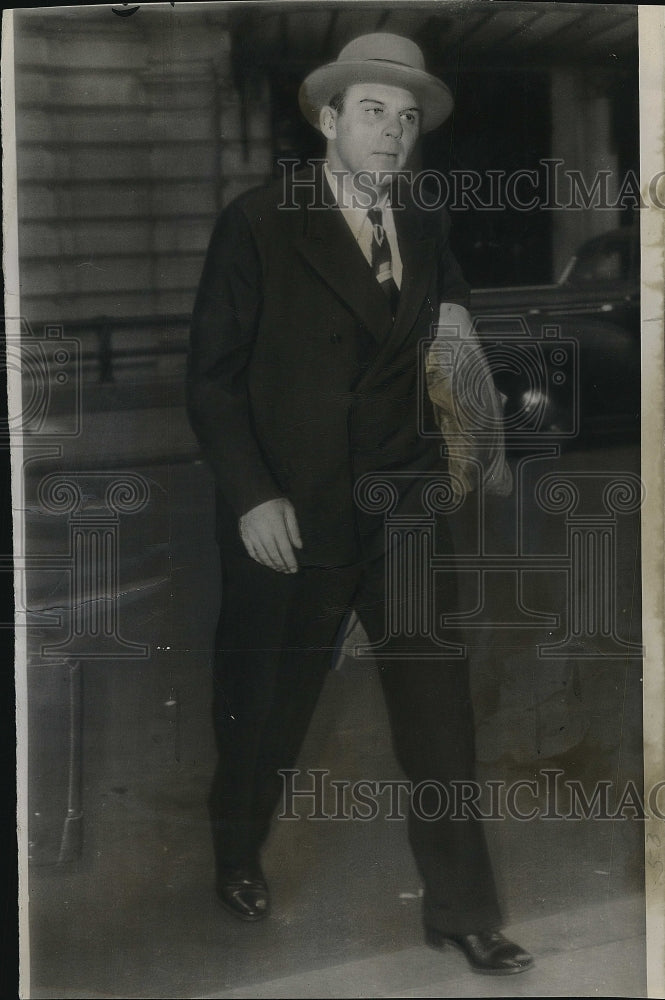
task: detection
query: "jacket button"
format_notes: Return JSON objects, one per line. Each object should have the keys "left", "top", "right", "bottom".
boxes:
{"left": 330, "top": 333, "right": 341, "bottom": 344}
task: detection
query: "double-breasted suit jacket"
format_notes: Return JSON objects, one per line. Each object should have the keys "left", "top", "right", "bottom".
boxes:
{"left": 187, "top": 163, "right": 470, "bottom": 568}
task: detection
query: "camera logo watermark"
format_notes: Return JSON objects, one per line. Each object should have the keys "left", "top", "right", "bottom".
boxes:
{"left": 5, "top": 319, "right": 82, "bottom": 439}
{"left": 422, "top": 319, "right": 579, "bottom": 444}
{"left": 349, "top": 306, "right": 642, "bottom": 660}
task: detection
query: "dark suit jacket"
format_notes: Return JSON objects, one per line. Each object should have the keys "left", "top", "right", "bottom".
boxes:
{"left": 187, "top": 164, "right": 470, "bottom": 567}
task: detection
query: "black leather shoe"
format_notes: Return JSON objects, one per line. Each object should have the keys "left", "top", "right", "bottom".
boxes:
{"left": 426, "top": 927, "right": 534, "bottom": 975}
{"left": 216, "top": 863, "right": 270, "bottom": 922}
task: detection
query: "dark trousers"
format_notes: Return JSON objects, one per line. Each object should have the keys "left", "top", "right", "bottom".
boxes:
{"left": 209, "top": 529, "right": 502, "bottom": 935}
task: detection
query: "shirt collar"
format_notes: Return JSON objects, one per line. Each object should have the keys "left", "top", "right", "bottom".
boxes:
{"left": 324, "top": 162, "right": 391, "bottom": 219}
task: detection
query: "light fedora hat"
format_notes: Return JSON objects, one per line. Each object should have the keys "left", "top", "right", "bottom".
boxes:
{"left": 299, "top": 33, "right": 453, "bottom": 134}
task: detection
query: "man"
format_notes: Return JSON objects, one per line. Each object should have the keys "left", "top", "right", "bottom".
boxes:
{"left": 187, "top": 32, "right": 533, "bottom": 976}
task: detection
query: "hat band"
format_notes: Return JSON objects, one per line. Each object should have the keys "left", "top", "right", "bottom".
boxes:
{"left": 363, "top": 57, "right": 421, "bottom": 69}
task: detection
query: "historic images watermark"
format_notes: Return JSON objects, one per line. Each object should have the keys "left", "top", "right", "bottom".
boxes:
{"left": 278, "top": 157, "right": 661, "bottom": 212}
{"left": 279, "top": 768, "right": 662, "bottom": 823}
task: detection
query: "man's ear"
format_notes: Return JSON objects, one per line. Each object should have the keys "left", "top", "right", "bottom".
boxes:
{"left": 319, "top": 106, "right": 337, "bottom": 139}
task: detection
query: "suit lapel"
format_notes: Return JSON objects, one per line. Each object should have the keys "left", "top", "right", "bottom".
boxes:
{"left": 294, "top": 168, "right": 393, "bottom": 342}
{"left": 391, "top": 197, "right": 436, "bottom": 345}
{"left": 293, "top": 167, "right": 436, "bottom": 351}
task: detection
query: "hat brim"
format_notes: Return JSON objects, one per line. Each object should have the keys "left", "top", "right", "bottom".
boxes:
{"left": 299, "top": 60, "right": 454, "bottom": 133}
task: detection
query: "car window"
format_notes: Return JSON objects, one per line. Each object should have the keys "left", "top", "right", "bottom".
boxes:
{"left": 570, "top": 249, "right": 623, "bottom": 283}
{"left": 565, "top": 232, "right": 639, "bottom": 286}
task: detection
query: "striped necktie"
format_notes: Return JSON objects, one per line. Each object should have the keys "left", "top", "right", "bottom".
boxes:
{"left": 367, "top": 207, "right": 399, "bottom": 319}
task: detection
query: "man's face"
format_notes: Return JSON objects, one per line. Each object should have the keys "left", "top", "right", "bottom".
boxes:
{"left": 322, "top": 82, "right": 421, "bottom": 187}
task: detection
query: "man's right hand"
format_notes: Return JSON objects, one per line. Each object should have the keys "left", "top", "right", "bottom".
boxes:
{"left": 238, "top": 498, "right": 303, "bottom": 573}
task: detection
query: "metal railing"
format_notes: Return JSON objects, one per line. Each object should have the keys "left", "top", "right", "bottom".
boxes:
{"left": 54, "top": 313, "right": 192, "bottom": 384}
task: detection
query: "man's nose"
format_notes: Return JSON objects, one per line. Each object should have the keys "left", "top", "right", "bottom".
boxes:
{"left": 383, "top": 114, "right": 403, "bottom": 139}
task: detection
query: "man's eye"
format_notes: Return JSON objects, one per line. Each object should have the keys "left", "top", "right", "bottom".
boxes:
{"left": 366, "top": 106, "right": 383, "bottom": 116}
{"left": 401, "top": 112, "right": 417, "bottom": 123}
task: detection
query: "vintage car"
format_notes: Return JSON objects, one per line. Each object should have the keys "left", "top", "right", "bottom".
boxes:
{"left": 468, "top": 225, "right": 640, "bottom": 450}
